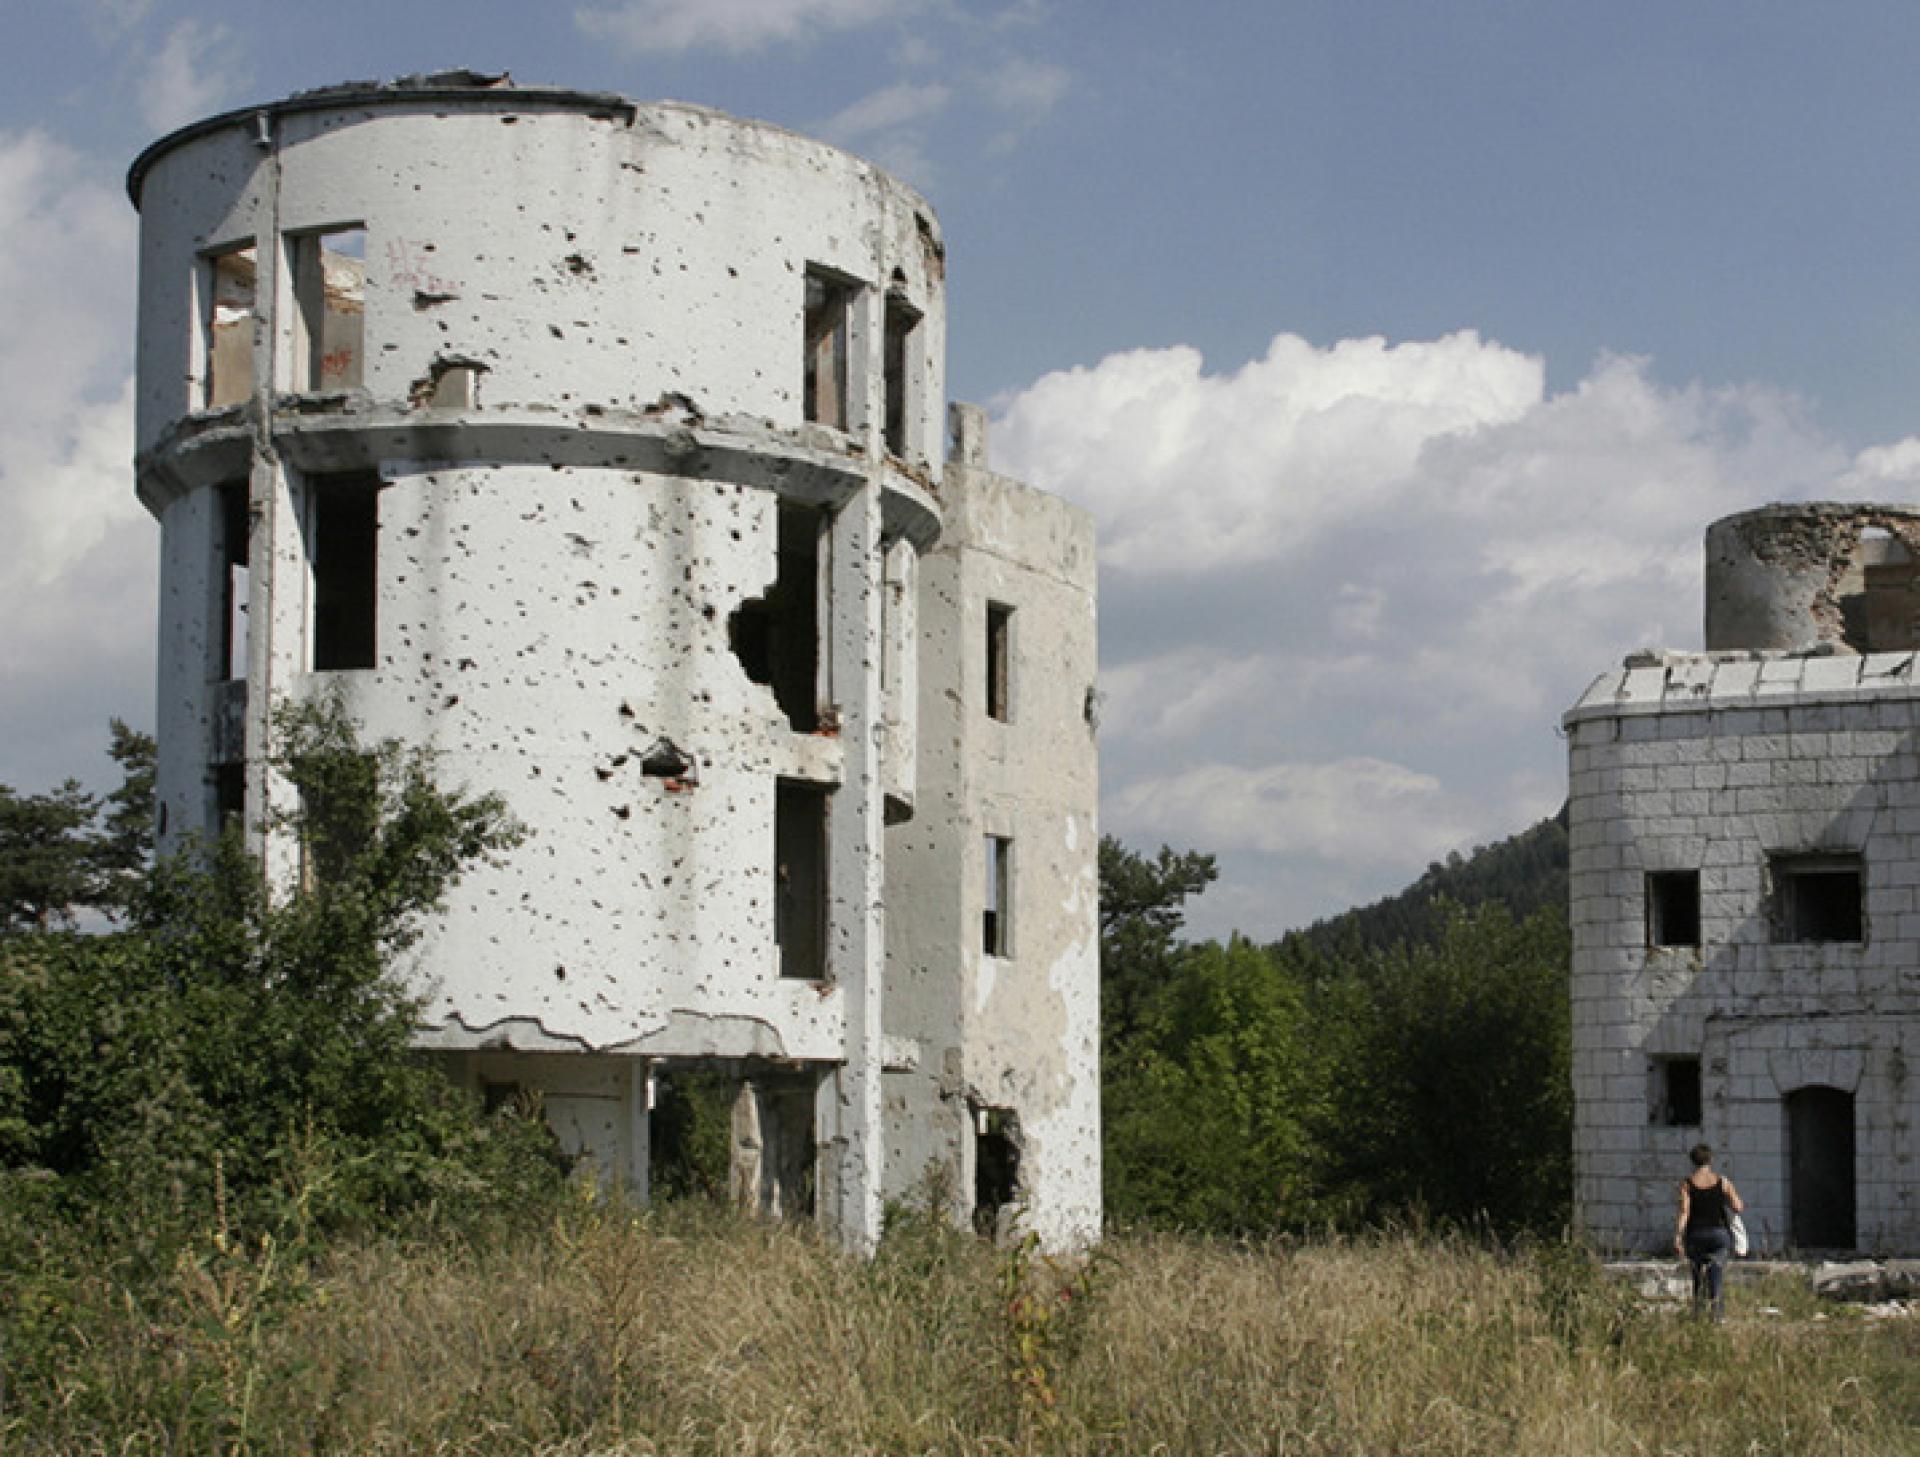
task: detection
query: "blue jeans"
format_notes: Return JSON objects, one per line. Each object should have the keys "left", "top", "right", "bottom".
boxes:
{"left": 1684, "top": 1226, "right": 1731, "bottom": 1319}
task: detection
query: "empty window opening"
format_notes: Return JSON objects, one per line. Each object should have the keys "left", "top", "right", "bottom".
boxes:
{"left": 309, "top": 472, "right": 380, "bottom": 671}
{"left": 803, "top": 269, "right": 858, "bottom": 430}
{"left": 974, "top": 1106, "right": 1021, "bottom": 1236}
{"left": 729, "top": 505, "right": 823, "bottom": 732}
{"left": 218, "top": 480, "right": 251, "bottom": 681}
{"left": 289, "top": 227, "right": 366, "bottom": 391}
{"left": 1652, "top": 1056, "right": 1702, "bottom": 1127}
{"left": 883, "top": 292, "right": 920, "bottom": 457}
{"left": 1770, "top": 854, "right": 1864, "bottom": 943}
{"left": 984, "top": 834, "right": 1012, "bottom": 957}
{"left": 775, "top": 781, "right": 829, "bottom": 980}
{"left": 213, "top": 761, "right": 246, "bottom": 834}
{"left": 1646, "top": 871, "right": 1700, "bottom": 948}
{"left": 205, "top": 243, "right": 257, "bottom": 409}
{"left": 481, "top": 1079, "right": 526, "bottom": 1116}
{"left": 985, "top": 602, "right": 1013, "bottom": 722}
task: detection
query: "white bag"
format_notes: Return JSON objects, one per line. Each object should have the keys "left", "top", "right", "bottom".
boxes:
{"left": 1728, "top": 1212, "right": 1749, "bottom": 1257}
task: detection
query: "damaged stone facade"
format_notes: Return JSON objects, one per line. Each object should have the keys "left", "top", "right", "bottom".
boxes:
{"left": 129, "top": 76, "right": 1099, "bottom": 1250}
{"left": 1568, "top": 503, "right": 1920, "bottom": 1256}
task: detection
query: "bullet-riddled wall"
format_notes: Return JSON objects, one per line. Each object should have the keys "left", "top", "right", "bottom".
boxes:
{"left": 883, "top": 405, "right": 1101, "bottom": 1249}
{"left": 128, "top": 76, "right": 1095, "bottom": 1249}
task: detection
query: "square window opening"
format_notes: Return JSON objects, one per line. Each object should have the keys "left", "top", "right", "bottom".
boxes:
{"left": 1646, "top": 870, "right": 1700, "bottom": 948}
{"left": 1652, "top": 1056, "right": 1703, "bottom": 1127}
{"left": 803, "top": 269, "right": 860, "bottom": 430}
{"left": 776, "top": 780, "right": 830, "bottom": 980}
{"left": 983, "top": 834, "right": 1012, "bottom": 957}
{"left": 205, "top": 243, "right": 257, "bottom": 409}
{"left": 985, "top": 602, "right": 1013, "bottom": 723}
{"left": 1770, "top": 854, "right": 1864, "bottom": 943}
{"left": 309, "top": 471, "right": 380, "bottom": 671}
{"left": 289, "top": 226, "right": 366, "bottom": 392}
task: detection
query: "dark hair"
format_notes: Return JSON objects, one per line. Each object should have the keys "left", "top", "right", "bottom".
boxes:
{"left": 1688, "top": 1143, "right": 1713, "bottom": 1168}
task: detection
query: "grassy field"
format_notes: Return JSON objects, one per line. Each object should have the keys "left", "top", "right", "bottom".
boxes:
{"left": 5, "top": 1198, "right": 1916, "bottom": 1455}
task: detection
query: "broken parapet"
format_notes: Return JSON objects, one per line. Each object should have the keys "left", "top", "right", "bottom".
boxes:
{"left": 1705, "top": 502, "right": 1920, "bottom": 654}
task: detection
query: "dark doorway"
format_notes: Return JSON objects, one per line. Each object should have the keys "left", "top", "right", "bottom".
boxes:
{"left": 1787, "top": 1085, "right": 1856, "bottom": 1250}
{"left": 974, "top": 1106, "right": 1021, "bottom": 1235}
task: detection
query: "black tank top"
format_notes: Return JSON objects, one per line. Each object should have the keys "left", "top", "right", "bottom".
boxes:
{"left": 1684, "top": 1177, "right": 1728, "bottom": 1233}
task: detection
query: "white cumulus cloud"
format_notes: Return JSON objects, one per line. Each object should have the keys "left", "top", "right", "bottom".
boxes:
{"left": 0, "top": 130, "right": 153, "bottom": 793}
{"left": 994, "top": 330, "right": 1898, "bottom": 935}
{"left": 1112, "top": 758, "right": 1479, "bottom": 870}
{"left": 577, "top": 0, "right": 908, "bottom": 54}
{"left": 138, "top": 20, "right": 247, "bottom": 133}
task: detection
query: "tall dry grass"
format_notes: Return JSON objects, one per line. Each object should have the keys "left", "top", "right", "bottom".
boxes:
{"left": 5, "top": 1198, "right": 1915, "bottom": 1455}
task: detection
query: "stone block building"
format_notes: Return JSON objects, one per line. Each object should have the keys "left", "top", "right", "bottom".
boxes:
{"left": 127, "top": 75, "right": 1099, "bottom": 1250}
{"left": 1567, "top": 503, "right": 1920, "bottom": 1255}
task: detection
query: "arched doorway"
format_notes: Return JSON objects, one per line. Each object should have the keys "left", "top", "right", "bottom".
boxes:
{"left": 1787, "top": 1085, "right": 1856, "bottom": 1250}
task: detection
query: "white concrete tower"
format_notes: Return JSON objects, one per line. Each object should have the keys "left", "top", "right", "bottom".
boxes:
{"left": 129, "top": 74, "right": 1098, "bottom": 1249}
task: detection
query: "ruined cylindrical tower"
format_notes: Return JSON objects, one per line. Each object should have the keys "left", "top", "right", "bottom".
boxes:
{"left": 130, "top": 76, "right": 949, "bottom": 1244}
{"left": 130, "top": 74, "right": 1101, "bottom": 1252}
{"left": 1705, "top": 502, "right": 1920, "bottom": 654}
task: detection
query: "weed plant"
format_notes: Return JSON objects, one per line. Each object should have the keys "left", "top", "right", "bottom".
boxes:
{"left": 3, "top": 1197, "right": 1914, "bottom": 1455}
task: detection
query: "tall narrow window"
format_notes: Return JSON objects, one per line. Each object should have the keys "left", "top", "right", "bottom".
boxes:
{"left": 775, "top": 781, "right": 829, "bottom": 980}
{"left": 1652, "top": 1056, "right": 1702, "bottom": 1126}
{"left": 1646, "top": 871, "right": 1700, "bottom": 948}
{"left": 882, "top": 292, "right": 920, "bottom": 457}
{"left": 729, "top": 505, "right": 823, "bottom": 731}
{"left": 205, "top": 243, "right": 257, "bottom": 409}
{"left": 218, "top": 480, "right": 250, "bottom": 681}
{"left": 803, "top": 268, "right": 859, "bottom": 430}
{"left": 983, "top": 834, "right": 1012, "bottom": 957}
{"left": 310, "top": 472, "right": 380, "bottom": 671}
{"left": 985, "top": 602, "right": 1013, "bottom": 723}
{"left": 289, "top": 226, "right": 366, "bottom": 391}
{"left": 1770, "top": 854, "right": 1864, "bottom": 943}
{"left": 214, "top": 761, "right": 246, "bottom": 833}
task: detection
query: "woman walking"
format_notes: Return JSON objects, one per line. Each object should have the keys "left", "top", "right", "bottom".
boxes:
{"left": 1674, "top": 1143, "right": 1744, "bottom": 1321}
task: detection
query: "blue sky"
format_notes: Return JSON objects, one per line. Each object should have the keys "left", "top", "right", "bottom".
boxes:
{"left": 7, "top": 0, "right": 1920, "bottom": 935}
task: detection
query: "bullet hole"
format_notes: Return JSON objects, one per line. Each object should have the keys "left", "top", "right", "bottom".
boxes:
{"left": 640, "top": 737, "right": 697, "bottom": 786}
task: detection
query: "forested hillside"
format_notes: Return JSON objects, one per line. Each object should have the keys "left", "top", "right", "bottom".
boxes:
{"left": 1278, "top": 806, "right": 1570, "bottom": 960}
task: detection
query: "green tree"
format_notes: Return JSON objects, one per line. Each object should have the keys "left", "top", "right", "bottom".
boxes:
{"left": 0, "top": 780, "right": 100, "bottom": 932}
{"left": 1098, "top": 836, "right": 1217, "bottom": 1043}
{"left": 94, "top": 720, "right": 157, "bottom": 899}
{"left": 1106, "top": 937, "right": 1326, "bottom": 1231}
{"left": 0, "top": 693, "right": 559, "bottom": 1235}
{"left": 1321, "top": 901, "right": 1572, "bottom": 1234}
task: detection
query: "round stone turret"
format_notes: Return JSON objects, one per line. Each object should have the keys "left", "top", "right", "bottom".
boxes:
{"left": 1704, "top": 502, "right": 1920, "bottom": 654}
